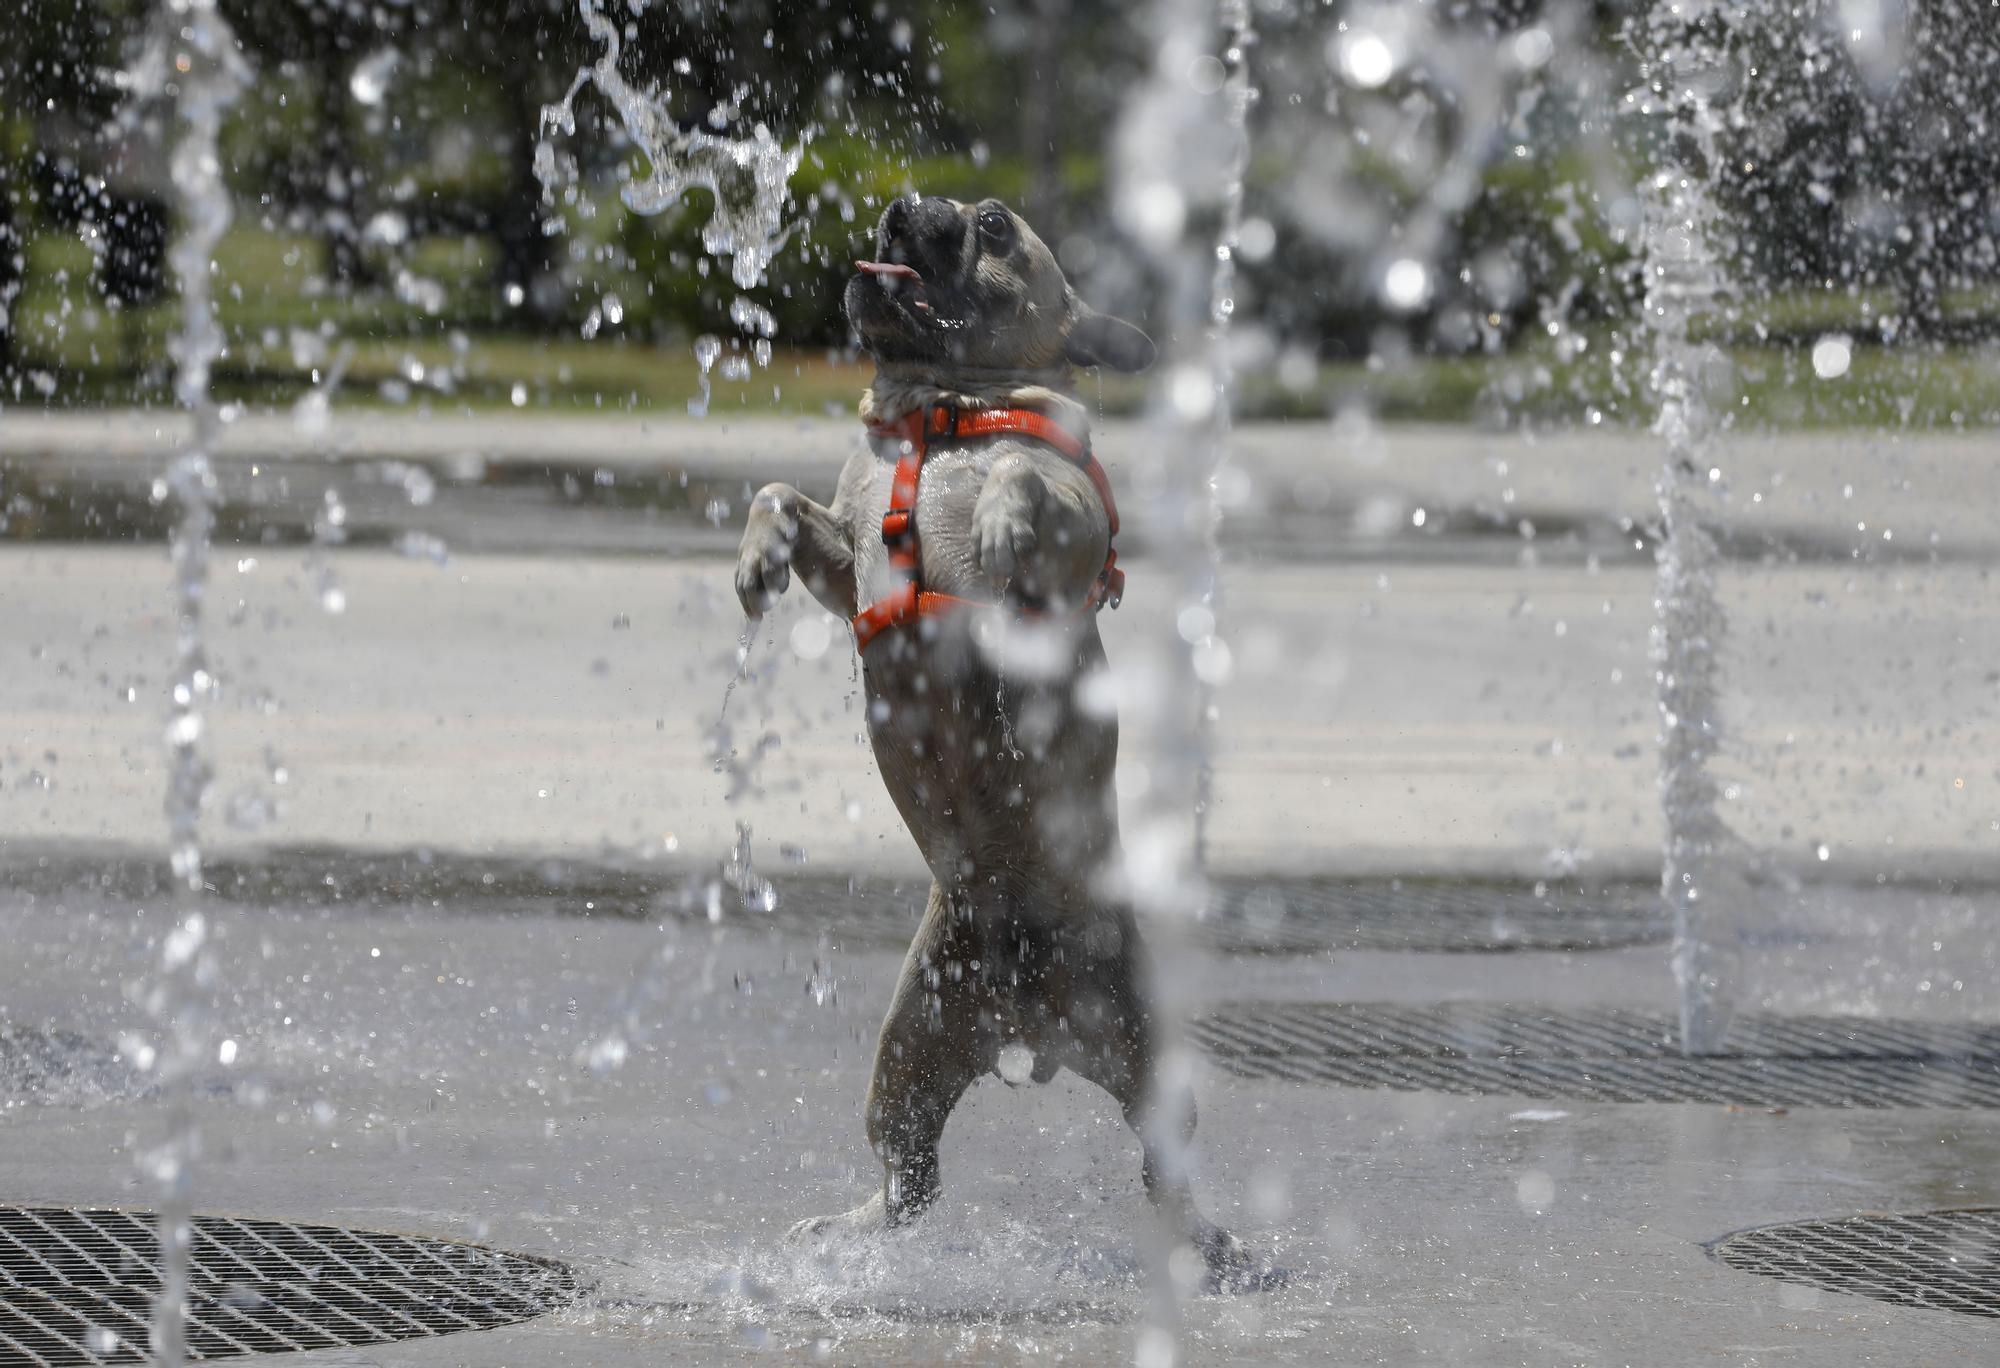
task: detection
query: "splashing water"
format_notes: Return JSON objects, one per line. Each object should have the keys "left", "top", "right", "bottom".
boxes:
{"left": 688, "top": 334, "right": 723, "bottom": 417}
{"left": 1189, "top": 0, "right": 1257, "bottom": 867}
{"left": 127, "top": 3, "right": 250, "bottom": 1360}
{"left": 1636, "top": 2, "right": 1746, "bottom": 1056}
{"left": 1115, "top": 1, "right": 1255, "bottom": 922}
{"left": 721, "top": 819, "right": 777, "bottom": 918}
{"left": 729, "top": 295, "right": 778, "bottom": 338}
{"left": 534, "top": 0, "right": 804, "bottom": 293}
{"left": 138, "top": 0, "right": 250, "bottom": 896}
{"left": 708, "top": 619, "right": 776, "bottom": 800}
{"left": 535, "top": 0, "right": 807, "bottom": 1059}
{"left": 1112, "top": 0, "right": 1258, "bottom": 1354}
{"left": 705, "top": 620, "right": 782, "bottom": 908}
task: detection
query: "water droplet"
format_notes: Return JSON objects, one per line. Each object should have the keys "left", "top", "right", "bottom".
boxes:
{"left": 729, "top": 296, "right": 778, "bottom": 337}
{"left": 790, "top": 616, "right": 833, "bottom": 661}
{"left": 1513, "top": 28, "right": 1554, "bottom": 69}
{"left": 1811, "top": 334, "right": 1852, "bottom": 380}
{"left": 1336, "top": 32, "right": 1397, "bottom": 88}
{"left": 1187, "top": 54, "right": 1226, "bottom": 94}
{"left": 997, "top": 1041, "right": 1035, "bottom": 1085}
{"left": 348, "top": 49, "right": 398, "bottom": 106}
{"left": 1191, "top": 637, "right": 1234, "bottom": 686}
{"left": 1382, "top": 258, "right": 1431, "bottom": 311}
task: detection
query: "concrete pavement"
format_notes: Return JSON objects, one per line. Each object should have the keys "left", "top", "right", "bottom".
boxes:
{"left": 2, "top": 542, "right": 1995, "bottom": 884}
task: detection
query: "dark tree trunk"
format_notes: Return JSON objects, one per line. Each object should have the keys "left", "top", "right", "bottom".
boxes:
{"left": 0, "top": 174, "right": 18, "bottom": 378}
{"left": 494, "top": 75, "right": 561, "bottom": 324}
{"left": 1893, "top": 213, "right": 1941, "bottom": 341}
{"left": 1022, "top": 0, "right": 1068, "bottom": 237}
{"left": 318, "top": 62, "right": 367, "bottom": 287}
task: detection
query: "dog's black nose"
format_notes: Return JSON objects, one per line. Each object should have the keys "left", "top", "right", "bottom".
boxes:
{"left": 881, "top": 195, "right": 965, "bottom": 263}
{"left": 906, "top": 196, "right": 964, "bottom": 247}
{"left": 882, "top": 196, "right": 912, "bottom": 239}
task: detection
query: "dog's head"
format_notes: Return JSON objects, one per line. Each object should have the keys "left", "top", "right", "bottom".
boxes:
{"left": 845, "top": 195, "right": 1155, "bottom": 376}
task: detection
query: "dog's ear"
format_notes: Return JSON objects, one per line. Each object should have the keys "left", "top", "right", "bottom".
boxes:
{"left": 1064, "top": 309, "right": 1156, "bottom": 373}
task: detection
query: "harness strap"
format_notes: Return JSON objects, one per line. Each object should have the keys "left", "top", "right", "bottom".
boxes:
{"left": 852, "top": 403, "right": 1124, "bottom": 652}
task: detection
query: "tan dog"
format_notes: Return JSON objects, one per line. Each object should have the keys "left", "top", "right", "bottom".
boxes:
{"left": 735, "top": 194, "right": 1248, "bottom": 1285}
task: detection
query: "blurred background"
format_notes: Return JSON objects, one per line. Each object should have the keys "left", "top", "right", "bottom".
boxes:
{"left": 6, "top": 0, "right": 1996, "bottom": 424}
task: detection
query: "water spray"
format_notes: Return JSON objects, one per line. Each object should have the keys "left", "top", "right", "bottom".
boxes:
{"left": 1635, "top": 0, "right": 1748, "bottom": 1055}
{"left": 127, "top": 1, "right": 251, "bottom": 1360}
{"left": 1113, "top": 0, "right": 1258, "bottom": 1347}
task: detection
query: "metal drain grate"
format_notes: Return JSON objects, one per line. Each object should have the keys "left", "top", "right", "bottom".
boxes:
{"left": 0, "top": 1207, "right": 578, "bottom": 1364}
{"left": 1711, "top": 1208, "right": 2000, "bottom": 1317}
{"left": 1191, "top": 1003, "right": 2000, "bottom": 1109}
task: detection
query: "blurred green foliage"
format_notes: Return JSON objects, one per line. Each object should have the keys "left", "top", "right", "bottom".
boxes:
{"left": 1, "top": 0, "right": 1996, "bottom": 425}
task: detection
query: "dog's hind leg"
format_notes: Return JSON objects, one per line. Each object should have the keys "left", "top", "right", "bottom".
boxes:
{"left": 791, "top": 883, "right": 987, "bottom": 1239}
{"left": 1058, "top": 975, "right": 1255, "bottom": 1290}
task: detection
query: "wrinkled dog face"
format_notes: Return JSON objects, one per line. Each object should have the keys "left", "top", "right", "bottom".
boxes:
{"left": 846, "top": 195, "right": 1154, "bottom": 375}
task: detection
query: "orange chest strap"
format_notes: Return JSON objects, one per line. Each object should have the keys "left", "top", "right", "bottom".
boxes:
{"left": 851, "top": 403, "right": 1125, "bottom": 652}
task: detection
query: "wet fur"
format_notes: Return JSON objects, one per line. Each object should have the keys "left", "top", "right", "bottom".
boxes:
{"left": 734, "top": 195, "right": 1248, "bottom": 1284}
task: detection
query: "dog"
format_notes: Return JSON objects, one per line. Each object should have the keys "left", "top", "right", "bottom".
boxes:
{"left": 734, "top": 193, "right": 1248, "bottom": 1285}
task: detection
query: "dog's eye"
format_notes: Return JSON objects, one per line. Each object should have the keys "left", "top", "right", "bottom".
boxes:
{"left": 977, "top": 207, "right": 1015, "bottom": 250}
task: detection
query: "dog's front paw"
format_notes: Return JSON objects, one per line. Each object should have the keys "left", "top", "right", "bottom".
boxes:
{"left": 1190, "top": 1222, "right": 1286, "bottom": 1295}
{"left": 734, "top": 486, "right": 800, "bottom": 618}
{"left": 787, "top": 1191, "right": 890, "bottom": 1242}
{"left": 734, "top": 530, "right": 793, "bottom": 618}
{"left": 973, "top": 485, "right": 1039, "bottom": 587}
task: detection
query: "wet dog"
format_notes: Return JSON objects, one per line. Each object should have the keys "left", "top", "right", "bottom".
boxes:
{"left": 735, "top": 194, "right": 1248, "bottom": 1284}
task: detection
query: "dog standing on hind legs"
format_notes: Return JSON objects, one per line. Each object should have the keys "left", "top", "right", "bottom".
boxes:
{"left": 734, "top": 193, "right": 1253, "bottom": 1287}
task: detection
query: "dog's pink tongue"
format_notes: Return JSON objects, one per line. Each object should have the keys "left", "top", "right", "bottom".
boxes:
{"left": 856, "top": 260, "right": 921, "bottom": 281}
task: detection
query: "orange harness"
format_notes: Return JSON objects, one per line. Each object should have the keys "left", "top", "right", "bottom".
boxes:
{"left": 851, "top": 404, "right": 1125, "bottom": 652}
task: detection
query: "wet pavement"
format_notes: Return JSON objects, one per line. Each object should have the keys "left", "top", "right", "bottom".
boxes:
{"left": 6, "top": 412, "right": 2000, "bottom": 563}
{"left": 3, "top": 876, "right": 1998, "bottom": 1365}
{"left": 3, "top": 416, "right": 1998, "bottom": 1363}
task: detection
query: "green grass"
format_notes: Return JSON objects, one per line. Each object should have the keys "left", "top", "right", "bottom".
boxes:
{"left": 10, "top": 228, "right": 1999, "bottom": 429}
{"left": 1691, "top": 282, "right": 2000, "bottom": 346}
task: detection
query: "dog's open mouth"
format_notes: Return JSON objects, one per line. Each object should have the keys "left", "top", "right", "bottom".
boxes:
{"left": 855, "top": 258, "right": 935, "bottom": 315}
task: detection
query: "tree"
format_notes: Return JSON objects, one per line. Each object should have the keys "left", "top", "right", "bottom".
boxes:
{"left": 1712, "top": 1, "right": 2000, "bottom": 337}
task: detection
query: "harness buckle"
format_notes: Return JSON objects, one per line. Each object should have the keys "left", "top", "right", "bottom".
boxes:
{"left": 928, "top": 403, "right": 959, "bottom": 439}
{"left": 1097, "top": 561, "right": 1126, "bottom": 611}
{"left": 881, "top": 507, "right": 914, "bottom": 544}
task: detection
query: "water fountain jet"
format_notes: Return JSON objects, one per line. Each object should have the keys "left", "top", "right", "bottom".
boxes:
{"left": 1634, "top": 1, "right": 1749, "bottom": 1056}
{"left": 125, "top": 2, "right": 250, "bottom": 1360}
{"left": 1110, "top": 0, "right": 1259, "bottom": 1345}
